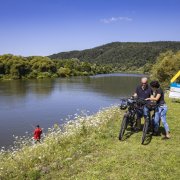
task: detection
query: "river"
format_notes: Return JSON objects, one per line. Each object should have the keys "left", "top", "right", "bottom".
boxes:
{"left": 0, "top": 73, "right": 145, "bottom": 147}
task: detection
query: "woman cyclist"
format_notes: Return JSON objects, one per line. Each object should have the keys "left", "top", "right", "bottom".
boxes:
{"left": 146, "top": 80, "right": 170, "bottom": 139}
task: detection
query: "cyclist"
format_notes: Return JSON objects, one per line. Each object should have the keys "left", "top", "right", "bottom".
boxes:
{"left": 133, "top": 77, "right": 152, "bottom": 130}
{"left": 146, "top": 81, "right": 170, "bottom": 139}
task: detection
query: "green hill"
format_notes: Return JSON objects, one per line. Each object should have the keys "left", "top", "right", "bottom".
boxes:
{"left": 49, "top": 41, "right": 180, "bottom": 69}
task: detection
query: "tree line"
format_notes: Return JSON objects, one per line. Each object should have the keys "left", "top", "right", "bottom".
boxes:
{"left": 0, "top": 54, "right": 114, "bottom": 80}
{"left": 1, "top": 45, "right": 180, "bottom": 84}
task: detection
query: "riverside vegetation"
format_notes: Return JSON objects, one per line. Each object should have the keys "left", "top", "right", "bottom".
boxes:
{"left": 0, "top": 54, "right": 114, "bottom": 80}
{"left": 0, "top": 96, "right": 180, "bottom": 179}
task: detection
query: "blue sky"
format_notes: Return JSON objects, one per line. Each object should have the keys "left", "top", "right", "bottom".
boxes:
{"left": 0, "top": 0, "right": 180, "bottom": 56}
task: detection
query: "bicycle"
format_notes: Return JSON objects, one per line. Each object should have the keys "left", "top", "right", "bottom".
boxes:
{"left": 141, "top": 102, "right": 157, "bottom": 145}
{"left": 119, "top": 97, "right": 145, "bottom": 140}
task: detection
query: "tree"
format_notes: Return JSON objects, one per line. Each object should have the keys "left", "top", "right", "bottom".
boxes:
{"left": 57, "top": 67, "right": 71, "bottom": 77}
{"left": 81, "top": 62, "right": 91, "bottom": 72}
{"left": 30, "top": 56, "right": 56, "bottom": 73}
{"left": 151, "top": 50, "right": 180, "bottom": 87}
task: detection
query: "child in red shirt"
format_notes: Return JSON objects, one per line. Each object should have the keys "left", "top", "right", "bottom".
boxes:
{"left": 34, "top": 125, "right": 42, "bottom": 143}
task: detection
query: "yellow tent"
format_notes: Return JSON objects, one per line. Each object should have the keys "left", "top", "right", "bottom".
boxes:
{"left": 170, "top": 70, "right": 180, "bottom": 83}
{"left": 169, "top": 70, "right": 180, "bottom": 99}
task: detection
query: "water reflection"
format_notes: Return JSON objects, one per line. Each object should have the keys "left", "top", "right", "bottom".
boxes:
{"left": 0, "top": 79, "right": 56, "bottom": 97}
{"left": 86, "top": 75, "right": 141, "bottom": 98}
{"left": 27, "top": 79, "right": 55, "bottom": 98}
{"left": 0, "top": 80, "right": 27, "bottom": 97}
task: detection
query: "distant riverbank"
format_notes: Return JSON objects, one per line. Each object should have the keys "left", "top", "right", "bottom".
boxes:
{"left": 91, "top": 72, "right": 146, "bottom": 78}
{"left": 0, "top": 54, "right": 114, "bottom": 80}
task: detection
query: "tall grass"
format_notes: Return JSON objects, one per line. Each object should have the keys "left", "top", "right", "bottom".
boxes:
{"left": 0, "top": 106, "right": 119, "bottom": 179}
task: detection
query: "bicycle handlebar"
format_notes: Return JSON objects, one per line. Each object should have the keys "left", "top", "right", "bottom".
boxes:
{"left": 120, "top": 97, "right": 157, "bottom": 110}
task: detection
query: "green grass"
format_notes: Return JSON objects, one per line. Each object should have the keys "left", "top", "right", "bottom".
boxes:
{"left": 0, "top": 98, "right": 180, "bottom": 180}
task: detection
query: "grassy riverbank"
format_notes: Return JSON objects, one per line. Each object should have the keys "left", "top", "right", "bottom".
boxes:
{"left": 0, "top": 97, "right": 180, "bottom": 180}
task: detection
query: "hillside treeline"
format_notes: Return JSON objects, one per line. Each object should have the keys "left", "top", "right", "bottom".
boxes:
{"left": 0, "top": 54, "right": 113, "bottom": 79}
{"left": 49, "top": 41, "right": 180, "bottom": 71}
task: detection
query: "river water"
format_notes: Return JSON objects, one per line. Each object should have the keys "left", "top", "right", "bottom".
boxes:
{"left": 0, "top": 73, "right": 144, "bottom": 147}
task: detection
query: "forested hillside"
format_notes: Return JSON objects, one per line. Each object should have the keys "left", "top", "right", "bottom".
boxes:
{"left": 49, "top": 41, "right": 180, "bottom": 70}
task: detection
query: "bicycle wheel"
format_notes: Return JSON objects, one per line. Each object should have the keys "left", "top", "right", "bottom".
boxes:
{"left": 119, "top": 113, "right": 129, "bottom": 140}
{"left": 141, "top": 118, "right": 149, "bottom": 144}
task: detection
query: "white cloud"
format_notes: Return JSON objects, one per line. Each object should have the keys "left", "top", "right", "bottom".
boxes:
{"left": 100, "top": 16, "right": 132, "bottom": 24}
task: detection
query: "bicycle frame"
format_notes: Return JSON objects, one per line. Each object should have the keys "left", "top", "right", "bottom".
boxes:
{"left": 119, "top": 98, "right": 143, "bottom": 140}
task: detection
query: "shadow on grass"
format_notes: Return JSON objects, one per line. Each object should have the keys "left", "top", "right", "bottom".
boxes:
{"left": 118, "top": 126, "right": 163, "bottom": 145}
{"left": 142, "top": 126, "right": 167, "bottom": 145}
{"left": 159, "top": 127, "right": 166, "bottom": 136}
{"left": 119, "top": 127, "right": 139, "bottom": 141}
{"left": 123, "top": 131, "right": 135, "bottom": 140}
{"left": 142, "top": 133, "right": 152, "bottom": 145}
{"left": 171, "top": 99, "right": 180, "bottom": 103}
